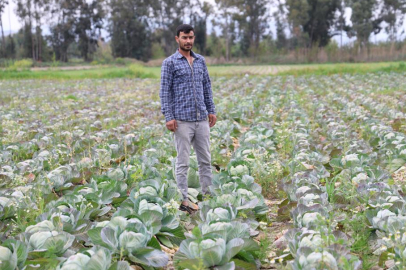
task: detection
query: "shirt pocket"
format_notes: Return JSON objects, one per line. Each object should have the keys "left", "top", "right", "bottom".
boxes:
{"left": 195, "top": 66, "right": 204, "bottom": 82}
{"left": 174, "top": 68, "right": 189, "bottom": 83}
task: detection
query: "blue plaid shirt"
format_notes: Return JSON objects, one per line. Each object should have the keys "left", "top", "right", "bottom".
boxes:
{"left": 159, "top": 50, "right": 216, "bottom": 122}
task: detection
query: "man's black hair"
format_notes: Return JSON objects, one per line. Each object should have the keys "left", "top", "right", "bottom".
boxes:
{"left": 176, "top": 24, "right": 194, "bottom": 37}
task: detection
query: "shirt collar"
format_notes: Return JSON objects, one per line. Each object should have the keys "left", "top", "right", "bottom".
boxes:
{"left": 175, "top": 49, "right": 200, "bottom": 59}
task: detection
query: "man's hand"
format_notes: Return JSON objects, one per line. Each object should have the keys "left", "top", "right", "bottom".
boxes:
{"left": 208, "top": 114, "right": 217, "bottom": 128}
{"left": 166, "top": 119, "right": 178, "bottom": 132}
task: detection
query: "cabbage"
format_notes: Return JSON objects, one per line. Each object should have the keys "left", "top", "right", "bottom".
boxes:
{"left": 0, "top": 246, "right": 16, "bottom": 270}
{"left": 87, "top": 217, "right": 168, "bottom": 267}
{"left": 230, "top": 165, "right": 249, "bottom": 176}
{"left": 175, "top": 237, "right": 244, "bottom": 268}
{"left": 56, "top": 247, "right": 125, "bottom": 270}
{"left": 0, "top": 240, "right": 27, "bottom": 270}
{"left": 25, "top": 220, "right": 56, "bottom": 234}
{"left": 298, "top": 234, "right": 323, "bottom": 250}
{"left": 302, "top": 212, "right": 322, "bottom": 228}
{"left": 107, "top": 168, "right": 125, "bottom": 181}
{"left": 205, "top": 207, "right": 236, "bottom": 223}
{"left": 118, "top": 231, "right": 149, "bottom": 250}
{"left": 28, "top": 231, "right": 75, "bottom": 255}
{"left": 298, "top": 251, "right": 338, "bottom": 269}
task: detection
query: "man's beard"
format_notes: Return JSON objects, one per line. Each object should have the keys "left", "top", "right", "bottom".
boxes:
{"left": 180, "top": 43, "right": 192, "bottom": 51}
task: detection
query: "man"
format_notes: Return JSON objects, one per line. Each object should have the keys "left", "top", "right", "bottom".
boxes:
{"left": 159, "top": 24, "right": 217, "bottom": 214}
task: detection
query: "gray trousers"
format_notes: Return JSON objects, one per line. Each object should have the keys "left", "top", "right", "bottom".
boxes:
{"left": 174, "top": 120, "right": 212, "bottom": 200}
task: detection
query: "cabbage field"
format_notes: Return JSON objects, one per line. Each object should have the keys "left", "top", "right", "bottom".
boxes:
{"left": 1, "top": 72, "right": 406, "bottom": 270}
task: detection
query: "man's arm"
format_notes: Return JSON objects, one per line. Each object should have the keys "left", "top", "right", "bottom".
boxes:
{"left": 159, "top": 59, "right": 175, "bottom": 122}
{"left": 202, "top": 61, "right": 216, "bottom": 115}
{"left": 202, "top": 60, "right": 216, "bottom": 127}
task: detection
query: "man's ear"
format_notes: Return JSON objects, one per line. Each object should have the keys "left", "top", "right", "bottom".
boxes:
{"left": 175, "top": 36, "right": 179, "bottom": 44}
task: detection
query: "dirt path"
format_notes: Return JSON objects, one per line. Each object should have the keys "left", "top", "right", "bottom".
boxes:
{"left": 161, "top": 199, "right": 292, "bottom": 270}
{"left": 259, "top": 199, "right": 292, "bottom": 269}
{"left": 31, "top": 65, "right": 100, "bottom": 71}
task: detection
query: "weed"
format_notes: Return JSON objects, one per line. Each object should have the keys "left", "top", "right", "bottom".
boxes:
{"left": 343, "top": 213, "right": 378, "bottom": 269}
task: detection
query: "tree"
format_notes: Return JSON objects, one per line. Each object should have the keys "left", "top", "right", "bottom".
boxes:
{"left": 48, "top": 0, "right": 76, "bottom": 62}
{"left": 0, "top": 0, "right": 7, "bottom": 51}
{"left": 274, "top": 1, "right": 288, "bottom": 50}
{"left": 285, "top": 0, "right": 310, "bottom": 47}
{"left": 234, "top": 0, "right": 268, "bottom": 57}
{"left": 32, "top": 0, "right": 50, "bottom": 61}
{"left": 75, "top": 0, "right": 104, "bottom": 61}
{"left": 380, "top": 0, "right": 406, "bottom": 52}
{"left": 345, "top": 0, "right": 382, "bottom": 51}
{"left": 47, "top": 0, "right": 104, "bottom": 62}
{"left": 286, "top": 0, "right": 342, "bottom": 47}
{"left": 15, "top": 0, "right": 34, "bottom": 59}
{"left": 5, "top": 35, "right": 16, "bottom": 58}
{"left": 15, "top": 0, "right": 49, "bottom": 61}
{"left": 214, "top": 0, "right": 237, "bottom": 61}
{"left": 191, "top": 1, "right": 212, "bottom": 55}
{"left": 150, "top": 0, "right": 189, "bottom": 56}
{"left": 109, "top": 0, "right": 151, "bottom": 61}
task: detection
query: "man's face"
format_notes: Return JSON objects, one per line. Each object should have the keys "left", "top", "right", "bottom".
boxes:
{"left": 176, "top": 31, "right": 195, "bottom": 52}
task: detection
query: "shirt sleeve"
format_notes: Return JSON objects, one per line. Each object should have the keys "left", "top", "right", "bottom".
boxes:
{"left": 202, "top": 60, "right": 216, "bottom": 115}
{"left": 159, "top": 59, "right": 175, "bottom": 122}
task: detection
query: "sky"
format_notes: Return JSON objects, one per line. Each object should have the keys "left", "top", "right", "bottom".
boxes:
{"left": 1, "top": 0, "right": 17, "bottom": 36}
{"left": 1, "top": 0, "right": 403, "bottom": 46}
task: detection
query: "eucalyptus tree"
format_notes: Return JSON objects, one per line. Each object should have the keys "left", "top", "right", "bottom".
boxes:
{"left": 15, "top": 0, "right": 34, "bottom": 59}
{"left": 47, "top": 0, "right": 76, "bottom": 62}
{"left": 345, "top": 0, "right": 383, "bottom": 51}
{"left": 274, "top": 0, "right": 288, "bottom": 50}
{"left": 234, "top": 0, "right": 269, "bottom": 57}
{"left": 14, "top": 0, "right": 49, "bottom": 60}
{"left": 285, "top": 0, "right": 342, "bottom": 48}
{"left": 380, "top": 0, "right": 406, "bottom": 52}
{"left": 190, "top": 1, "right": 212, "bottom": 55}
{"left": 0, "top": 0, "right": 7, "bottom": 47}
{"left": 214, "top": 0, "right": 236, "bottom": 61}
{"left": 75, "top": 0, "right": 104, "bottom": 61}
{"left": 150, "top": 0, "right": 190, "bottom": 56}
{"left": 47, "top": 0, "right": 104, "bottom": 62}
{"left": 109, "top": 0, "right": 152, "bottom": 61}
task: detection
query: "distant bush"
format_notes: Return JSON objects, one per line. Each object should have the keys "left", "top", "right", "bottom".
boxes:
{"left": 93, "top": 40, "right": 114, "bottom": 64}
{"left": 7, "top": 58, "right": 33, "bottom": 71}
{"left": 114, "top": 57, "right": 138, "bottom": 66}
{"left": 115, "top": 57, "right": 125, "bottom": 65}
{"left": 128, "top": 64, "right": 154, "bottom": 78}
{"left": 151, "top": 43, "right": 165, "bottom": 60}
{"left": 382, "top": 62, "right": 406, "bottom": 72}
{"left": 0, "top": 59, "right": 15, "bottom": 68}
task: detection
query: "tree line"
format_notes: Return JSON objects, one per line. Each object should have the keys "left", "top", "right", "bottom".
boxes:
{"left": 0, "top": 0, "right": 405, "bottom": 63}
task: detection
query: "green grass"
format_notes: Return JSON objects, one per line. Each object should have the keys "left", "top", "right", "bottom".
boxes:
{"left": 0, "top": 66, "right": 158, "bottom": 80}
{"left": 0, "top": 61, "right": 405, "bottom": 80}
{"left": 343, "top": 213, "right": 378, "bottom": 270}
{"left": 277, "top": 61, "right": 406, "bottom": 76}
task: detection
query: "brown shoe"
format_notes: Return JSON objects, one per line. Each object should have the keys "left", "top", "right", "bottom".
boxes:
{"left": 179, "top": 204, "right": 195, "bottom": 214}
{"left": 180, "top": 200, "right": 199, "bottom": 211}
{"left": 187, "top": 201, "right": 199, "bottom": 211}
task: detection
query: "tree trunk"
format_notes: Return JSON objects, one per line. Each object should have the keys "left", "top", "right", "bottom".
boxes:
{"left": 35, "top": 2, "right": 42, "bottom": 62}
{"left": 225, "top": 14, "right": 229, "bottom": 62}
{"left": 390, "top": 28, "right": 395, "bottom": 58}
{"left": 38, "top": 28, "right": 41, "bottom": 61}
{"left": 340, "top": 30, "right": 342, "bottom": 61}
{"left": 0, "top": 16, "right": 4, "bottom": 44}
{"left": 29, "top": 18, "right": 35, "bottom": 61}
{"left": 0, "top": 15, "right": 4, "bottom": 57}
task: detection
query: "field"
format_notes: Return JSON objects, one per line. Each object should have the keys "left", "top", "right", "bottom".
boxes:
{"left": 1, "top": 68, "right": 406, "bottom": 269}
{"left": 0, "top": 61, "right": 405, "bottom": 79}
